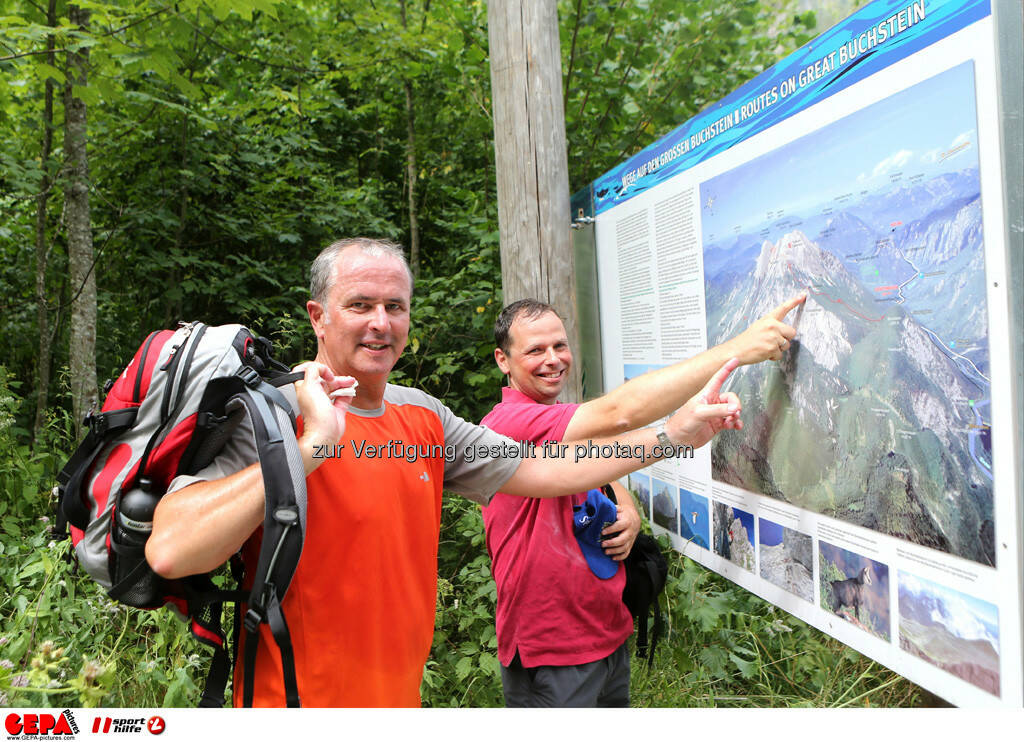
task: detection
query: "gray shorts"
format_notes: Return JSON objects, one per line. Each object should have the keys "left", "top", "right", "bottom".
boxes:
{"left": 500, "top": 642, "right": 630, "bottom": 708}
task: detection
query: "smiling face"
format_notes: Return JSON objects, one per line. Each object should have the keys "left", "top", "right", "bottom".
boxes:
{"left": 306, "top": 247, "right": 411, "bottom": 407}
{"left": 494, "top": 310, "right": 572, "bottom": 405}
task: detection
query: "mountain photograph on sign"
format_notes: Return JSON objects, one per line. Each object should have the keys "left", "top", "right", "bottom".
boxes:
{"left": 628, "top": 471, "right": 652, "bottom": 521}
{"left": 758, "top": 518, "right": 813, "bottom": 603}
{"left": 713, "top": 502, "right": 756, "bottom": 573}
{"left": 898, "top": 570, "right": 1001, "bottom": 697}
{"left": 701, "top": 61, "right": 993, "bottom": 565}
{"left": 652, "top": 478, "right": 679, "bottom": 534}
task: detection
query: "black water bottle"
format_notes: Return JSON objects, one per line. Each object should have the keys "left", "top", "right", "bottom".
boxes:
{"left": 112, "top": 477, "right": 160, "bottom": 607}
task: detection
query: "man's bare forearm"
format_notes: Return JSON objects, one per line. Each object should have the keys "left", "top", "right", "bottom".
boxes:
{"left": 145, "top": 464, "right": 265, "bottom": 579}
{"left": 568, "top": 346, "right": 733, "bottom": 438}
{"left": 508, "top": 358, "right": 741, "bottom": 498}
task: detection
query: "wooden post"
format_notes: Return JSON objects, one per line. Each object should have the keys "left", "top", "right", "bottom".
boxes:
{"left": 488, "top": 0, "right": 582, "bottom": 402}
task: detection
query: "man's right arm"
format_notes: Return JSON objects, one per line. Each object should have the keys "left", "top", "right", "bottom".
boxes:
{"left": 500, "top": 358, "right": 742, "bottom": 499}
{"left": 145, "top": 464, "right": 266, "bottom": 579}
{"left": 563, "top": 294, "right": 805, "bottom": 441}
{"left": 145, "top": 362, "right": 353, "bottom": 580}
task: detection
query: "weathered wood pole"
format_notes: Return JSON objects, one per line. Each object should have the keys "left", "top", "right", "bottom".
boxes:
{"left": 487, "top": 0, "right": 582, "bottom": 402}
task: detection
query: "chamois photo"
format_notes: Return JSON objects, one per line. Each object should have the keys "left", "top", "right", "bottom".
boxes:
{"left": 829, "top": 565, "right": 873, "bottom": 621}
{"left": 819, "top": 541, "right": 891, "bottom": 641}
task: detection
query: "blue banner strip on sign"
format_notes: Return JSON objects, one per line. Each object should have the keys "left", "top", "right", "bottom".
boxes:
{"left": 592, "top": 0, "right": 991, "bottom": 214}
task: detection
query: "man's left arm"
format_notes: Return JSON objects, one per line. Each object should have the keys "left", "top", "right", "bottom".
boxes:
{"left": 600, "top": 480, "right": 640, "bottom": 561}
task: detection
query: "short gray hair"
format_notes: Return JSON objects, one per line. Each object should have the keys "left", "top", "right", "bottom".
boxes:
{"left": 309, "top": 237, "right": 414, "bottom": 304}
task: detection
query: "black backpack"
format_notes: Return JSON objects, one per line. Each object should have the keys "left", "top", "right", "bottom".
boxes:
{"left": 603, "top": 484, "right": 668, "bottom": 667}
{"left": 55, "top": 322, "right": 307, "bottom": 707}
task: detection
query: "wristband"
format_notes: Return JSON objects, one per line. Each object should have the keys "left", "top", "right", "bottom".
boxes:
{"left": 656, "top": 426, "right": 677, "bottom": 455}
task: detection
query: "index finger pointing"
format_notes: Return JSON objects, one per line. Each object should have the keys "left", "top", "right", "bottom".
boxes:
{"left": 704, "top": 357, "right": 740, "bottom": 400}
{"left": 769, "top": 292, "right": 807, "bottom": 321}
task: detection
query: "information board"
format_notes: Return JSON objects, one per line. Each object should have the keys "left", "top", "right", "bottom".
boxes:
{"left": 587, "top": 0, "right": 1022, "bottom": 706}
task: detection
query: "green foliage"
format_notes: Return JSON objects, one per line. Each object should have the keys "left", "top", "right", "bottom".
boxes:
{"left": 395, "top": 241, "right": 505, "bottom": 422}
{"left": 634, "top": 547, "right": 920, "bottom": 706}
{"left": 1, "top": 0, "right": 502, "bottom": 395}
{"left": 560, "top": 0, "right": 818, "bottom": 192}
{"left": 0, "top": 369, "right": 209, "bottom": 707}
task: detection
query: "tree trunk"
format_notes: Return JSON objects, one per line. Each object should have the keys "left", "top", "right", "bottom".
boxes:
{"left": 64, "top": 3, "right": 97, "bottom": 435}
{"left": 404, "top": 79, "right": 421, "bottom": 279}
{"left": 487, "top": 0, "right": 581, "bottom": 402}
{"left": 32, "top": 0, "right": 58, "bottom": 443}
{"left": 400, "top": 0, "right": 421, "bottom": 279}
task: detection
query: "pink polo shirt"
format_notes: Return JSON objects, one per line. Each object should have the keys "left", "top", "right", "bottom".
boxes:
{"left": 481, "top": 387, "right": 632, "bottom": 668}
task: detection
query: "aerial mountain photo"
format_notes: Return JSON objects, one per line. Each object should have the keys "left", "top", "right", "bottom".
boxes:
{"left": 701, "top": 62, "right": 993, "bottom": 565}
{"left": 898, "top": 571, "right": 1000, "bottom": 696}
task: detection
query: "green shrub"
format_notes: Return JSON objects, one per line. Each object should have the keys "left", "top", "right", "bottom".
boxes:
{"left": 0, "top": 367, "right": 209, "bottom": 708}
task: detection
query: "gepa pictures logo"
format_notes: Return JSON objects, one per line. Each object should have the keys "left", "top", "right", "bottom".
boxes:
{"left": 91, "top": 717, "right": 164, "bottom": 736}
{"left": 4, "top": 710, "right": 78, "bottom": 739}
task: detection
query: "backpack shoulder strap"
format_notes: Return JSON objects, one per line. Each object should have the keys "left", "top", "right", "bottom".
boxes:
{"left": 226, "top": 383, "right": 306, "bottom": 708}
{"left": 184, "top": 365, "right": 307, "bottom": 708}
{"left": 268, "top": 371, "right": 303, "bottom": 388}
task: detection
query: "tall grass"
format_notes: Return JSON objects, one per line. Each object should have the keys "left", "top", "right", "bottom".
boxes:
{"left": 0, "top": 368, "right": 205, "bottom": 707}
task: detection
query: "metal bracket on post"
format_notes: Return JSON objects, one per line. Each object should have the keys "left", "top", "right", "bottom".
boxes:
{"left": 571, "top": 206, "right": 595, "bottom": 230}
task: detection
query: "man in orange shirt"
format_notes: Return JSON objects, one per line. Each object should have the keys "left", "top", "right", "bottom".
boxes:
{"left": 145, "top": 237, "right": 747, "bottom": 706}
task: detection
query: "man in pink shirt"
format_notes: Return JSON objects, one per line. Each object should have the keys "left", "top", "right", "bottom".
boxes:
{"left": 481, "top": 295, "right": 804, "bottom": 706}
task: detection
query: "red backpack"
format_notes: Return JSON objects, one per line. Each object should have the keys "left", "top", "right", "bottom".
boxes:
{"left": 56, "top": 322, "right": 307, "bottom": 707}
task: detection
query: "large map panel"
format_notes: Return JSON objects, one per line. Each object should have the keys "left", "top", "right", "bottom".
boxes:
{"left": 588, "top": 0, "right": 1022, "bottom": 707}
{"left": 701, "top": 62, "right": 992, "bottom": 565}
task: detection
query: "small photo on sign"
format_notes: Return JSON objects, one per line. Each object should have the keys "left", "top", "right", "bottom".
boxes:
{"left": 628, "top": 471, "right": 652, "bottom": 521}
{"left": 898, "top": 570, "right": 1000, "bottom": 697}
{"left": 758, "top": 518, "right": 813, "bottom": 603}
{"left": 712, "top": 502, "right": 756, "bottom": 573}
{"left": 819, "top": 541, "right": 890, "bottom": 641}
{"left": 652, "top": 478, "right": 678, "bottom": 534}
{"left": 678, "top": 487, "right": 710, "bottom": 550}
{"left": 623, "top": 363, "right": 665, "bottom": 382}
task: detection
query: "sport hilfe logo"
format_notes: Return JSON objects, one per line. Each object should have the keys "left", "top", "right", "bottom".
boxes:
{"left": 91, "top": 717, "right": 164, "bottom": 735}
{"left": 4, "top": 710, "right": 78, "bottom": 737}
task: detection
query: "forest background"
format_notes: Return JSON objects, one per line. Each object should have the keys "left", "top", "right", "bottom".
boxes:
{"left": 0, "top": 0, "right": 931, "bottom": 706}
